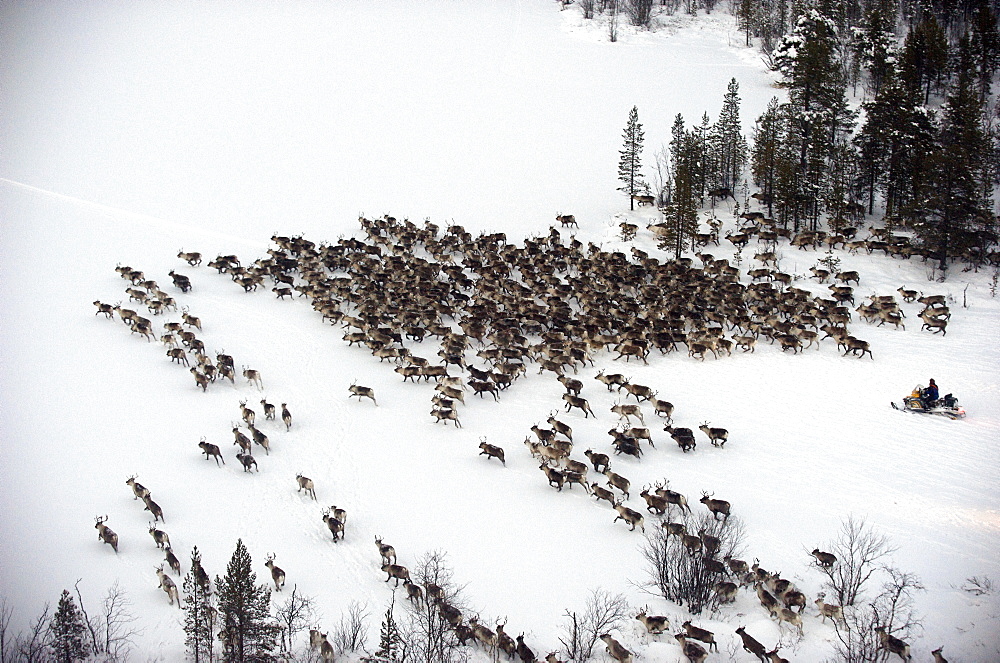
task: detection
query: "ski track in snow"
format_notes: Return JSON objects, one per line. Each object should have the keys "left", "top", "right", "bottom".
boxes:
{"left": 2, "top": 2, "right": 1000, "bottom": 662}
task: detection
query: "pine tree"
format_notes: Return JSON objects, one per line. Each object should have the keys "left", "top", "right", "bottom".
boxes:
{"left": 909, "top": 36, "right": 993, "bottom": 273}
{"left": 661, "top": 127, "right": 701, "bottom": 259}
{"left": 969, "top": 6, "right": 1000, "bottom": 104}
{"left": 900, "top": 16, "right": 949, "bottom": 104}
{"left": 184, "top": 546, "right": 216, "bottom": 663}
{"left": 853, "top": 0, "right": 898, "bottom": 97}
{"left": 368, "top": 595, "right": 404, "bottom": 663}
{"left": 215, "top": 540, "right": 279, "bottom": 663}
{"left": 711, "top": 78, "right": 749, "bottom": 192}
{"left": 771, "top": 9, "right": 855, "bottom": 229}
{"left": 49, "top": 590, "right": 89, "bottom": 663}
{"left": 751, "top": 97, "right": 782, "bottom": 216}
{"left": 618, "top": 106, "right": 647, "bottom": 210}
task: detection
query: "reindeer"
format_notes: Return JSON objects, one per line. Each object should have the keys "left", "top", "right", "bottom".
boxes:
{"left": 233, "top": 426, "right": 252, "bottom": 453}
{"left": 242, "top": 366, "right": 263, "bottom": 389}
{"left": 931, "top": 647, "right": 948, "bottom": 663}
{"left": 322, "top": 508, "right": 345, "bottom": 541}
{"left": 811, "top": 548, "right": 837, "bottom": 567}
{"left": 610, "top": 402, "right": 644, "bottom": 425}
{"left": 664, "top": 425, "right": 696, "bottom": 452}
{"left": 765, "top": 647, "right": 790, "bottom": 663}
{"left": 170, "top": 271, "right": 192, "bottom": 293}
{"left": 95, "top": 515, "right": 118, "bottom": 553}
{"left": 546, "top": 414, "right": 573, "bottom": 442}
{"left": 814, "top": 593, "right": 844, "bottom": 624}
{"left": 515, "top": 634, "right": 536, "bottom": 663}
{"left": 603, "top": 468, "right": 630, "bottom": 499}
{"left": 591, "top": 483, "right": 617, "bottom": 507}
{"left": 681, "top": 621, "right": 718, "bottom": 652}
{"left": 126, "top": 475, "right": 150, "bottom": 501}
{"left": 281, "top": 403, "right": 292, "bottom": 430}
{"left": 239, "top": 400, "right": 256, "bottom": 426}
{"left": 698, "top": 422, "right": 728, "bottom": 447}
{"left": 561, "top": 393, "right": 594, "bottom": 417}
{"left": 622, "top": 382, "right": 654, "bottom": 402}
{"left": 556, "top": 375, "right": 583, "bottom": 395}
{"left": 714, "top": 580, "right": 738, "bottom": 603}
{"left": 595, "top": 369, "right": 629, "bottom": 391}
{"left": 249, "top": 424, "right": 270, "bottom": 455}
{"left": 164, "top": 546, "right": 182, "bottom": 575}
{"left": 94, "top": 301, "right": 115, "bottom": 318}
{"left": 143, "top": 494, "right": 164, "bottom": 522}
{"left": 874, "top": 626, "right": 911, "bottom": 661}
{"left": 181, "top": 307, "right": 202, "bottom": 330}
{"left": 613, "top": 502, "right": 645, "bottom": 532}
{"left": 479, "top": 438, "right": 506, "bottom": 465}
{"left": 177, "top": 250, "right": 202, "bottom": 266}
{"left": 842, "top": 336, "right": 874, "bottom": 359}
{"left": 634, "top": 608, "right": 669, "bottom": 635}
{"left": 264, "top": 553, "right": 286, "bottom": 592}
{"left": 260, "top": 398, "right": 276, "bottom": 420}
{"left": 348, "top": 382, "right": 377, "bottom": 405}
{"left": 296, "top": 474, "right": 317, "bottom": 500}
{"left": 156, "top": 565, "right": 180, "bottom": 607}
{"left": 167, "top": 347, "right": 189, "bottom": 366}
{"left": 540, "top": 464, "right": 565, "bottom": 491}
{"left": 650, "top": 397, "right": 674, "bottom": 422}
{"left": 700, "top": 492, "right": 730, "bottom": 520}
{"left": 734, "top": 626, "right": 768, "bottom": 663}
{"left": 584, "top": 449, "right": 610, "bottom": 473}
{"left": 431, "top": 407, "right": 462, "bottom": 427}
{"left": 496, "top": 619, "right": 517, "bottom": 660}
{"left": 236, "top": 451, "right": 258, "bottom": 472}
{"left": 148, "top": 524, "right": 170, "bottom": 549}
{"left": 599, "top": 634, "right": 632, "bottom": 663}
{"left": 469, "top": 617, "right": 498, "bottom": 654}
{"left": 375, "top": 536, "right": 396, "bottom": 565}
{"left": 556, "top": 213, "right": 578, "bottom": 228}
{"left": 402, "top": 578, "right": 423, "bottom": 604}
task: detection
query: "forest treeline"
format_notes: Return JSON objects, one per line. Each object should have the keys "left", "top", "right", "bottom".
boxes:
{"left": 609, "top": 0, "right": 999, "bottom": 273}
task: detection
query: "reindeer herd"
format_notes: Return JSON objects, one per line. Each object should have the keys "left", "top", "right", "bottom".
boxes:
{"left": 89, "top": 213, "right": 953, "bottom": 660}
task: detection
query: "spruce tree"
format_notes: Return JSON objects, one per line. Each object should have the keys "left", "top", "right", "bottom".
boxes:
{"left": 215, "top": 540, "right": 279, "bottom": 663}
{"left": 909, "top": 36, "right": 993, "bottom": 272}
{"left": 662, "top": 127, "right": 700, "bottom": 259}
{"left": 49, "top": 590, "right": 89, "bottom": 663}
{"left": 368, "top": 595, "right": 404, "bottom": 663}
{"left": 751, "top": 97, "right": 782, "bottom": 216}
{"left": 618, "top": 106, "right": 647, "bottom": 210}
{"left": 711, "top": 78, "right": 748, "bottom": 192}
{"left": 184, "top": 546, "right": 216, "bottom": 663}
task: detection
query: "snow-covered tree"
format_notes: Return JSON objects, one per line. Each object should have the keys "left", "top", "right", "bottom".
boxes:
{"left": 49, "top": 590, "right": 89, "bottom": 663}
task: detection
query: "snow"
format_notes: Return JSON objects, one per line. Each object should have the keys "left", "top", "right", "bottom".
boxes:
{"left": 1, "top": 1, "right": 999, "bottom": 661}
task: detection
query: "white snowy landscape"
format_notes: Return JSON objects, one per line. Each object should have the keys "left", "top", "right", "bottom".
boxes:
{"left": 1, "top": 1, "right": 999, "bottom": 662}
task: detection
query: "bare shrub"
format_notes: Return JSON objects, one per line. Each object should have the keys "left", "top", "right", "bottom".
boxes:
{"left": 624, "top": 0, "right": 654, "bottom": 27}
{"left": 641, "top": 513, "right": 745, "bottom": 614}
{"left": 98, "top": 581, "right": 140, "bottom": 662}
{"left": 274, "top": 585, "right": 316, "bottom": 655}
{"left": 14, "top": 604, "right": 50, "bottom": 663}
{"left": 331, "top": 600, "right": 370, "bottom": 656}
{"left": 833, "top": 567, "right": 924, "bottom": 663}
{"left": 400, "top": 550, "right": 469, "bottom": 663}
{"left": 557, "top": 588, "right": 630, "bottom": 662}
{"left": 579, "top": 0, "right": 596, "bottom": 19}
{"left": 818, "top": 516, "right": 896, "bottom": 607}
{"left": 961, "top": 575, "right": 994, "bottom": 596}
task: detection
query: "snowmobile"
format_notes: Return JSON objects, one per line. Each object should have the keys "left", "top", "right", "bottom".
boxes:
{"left": 891, "top": 385, "right": 966, "bottom": 419}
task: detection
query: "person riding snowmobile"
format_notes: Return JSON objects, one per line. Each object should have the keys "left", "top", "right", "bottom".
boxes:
{"left": 920, "top": 379, "right": 939, "bottom": 409}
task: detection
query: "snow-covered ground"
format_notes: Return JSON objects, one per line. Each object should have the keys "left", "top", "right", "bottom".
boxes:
{"left": 1, "top": 2, "right": 999, "bottom": 661}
